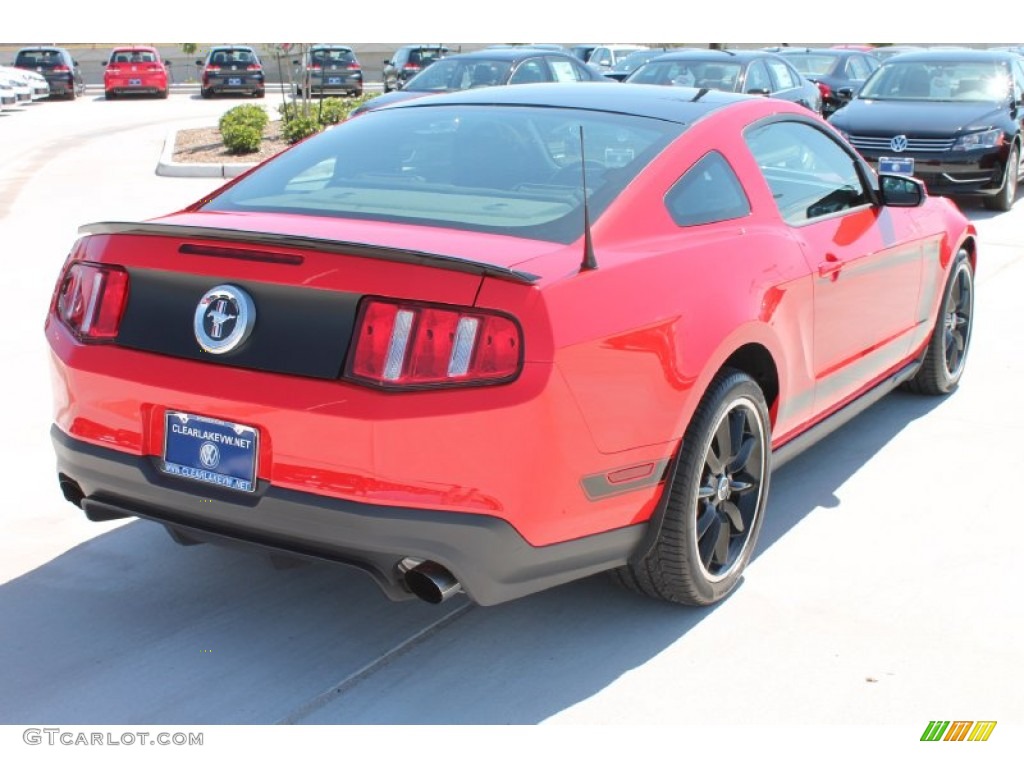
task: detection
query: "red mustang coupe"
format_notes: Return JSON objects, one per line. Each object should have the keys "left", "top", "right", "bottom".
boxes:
{"left": 103, "top": 46, "right": 169, "bottom": 99}
{"left": 46, "top": 84, "right": 975, "bottom": 607}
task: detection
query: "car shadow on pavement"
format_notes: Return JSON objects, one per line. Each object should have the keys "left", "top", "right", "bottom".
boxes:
{"left": 0, "top": 391, "right": 944, "bottom": 726}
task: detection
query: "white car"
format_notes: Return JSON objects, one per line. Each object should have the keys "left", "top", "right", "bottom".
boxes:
{"left": 0, "top": 79, "right": 17, "bottom": 110}
{"left": 0, "top": 65, "right": 49, "bottom": 101}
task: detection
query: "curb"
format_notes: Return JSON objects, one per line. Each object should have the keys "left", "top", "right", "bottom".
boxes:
{"left": 156, "top": 123, "right": 257, "bottom": 179}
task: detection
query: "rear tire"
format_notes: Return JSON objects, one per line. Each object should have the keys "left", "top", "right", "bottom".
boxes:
{"left": 159, "top": 89, "right": 169, "bottom": 99}
{"left": 200, "top": 87, "right": 212, "bottom": 99}
{"left": 613, "top": 369, "right": 771, "bottom": 606}
{"left": 984, "top": 145, "right": 1019, "bottom": 212}
{"left": 903, "top": 250, "right": 974, "bottom": 395}
{"left": 105, "top": 90, "right": 115, "bottom": 100}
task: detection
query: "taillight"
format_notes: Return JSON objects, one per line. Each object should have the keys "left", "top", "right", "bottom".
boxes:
{"left": 403, "top": 64, "right": 420, "bottom": 71}
{"left": 347, "top": 62, "right": 360, "bottom": 70}
{"left": 205, "top": 65, "right": 220, "bottom": 73}
{"left": 348, "top": 299, "right": 522, "bottom": 389}
{"left": 307, "top": 65, "right": 321, "bottom": 71}
{"left": 816, "top": 81, "right": 832, "bottom": 99}
{"left": 246, "top": 64, "right": 261, "bottom": 71}
{"left": 55, "top": 262, "right": 129, "bottom": 341}
{"left": 53, "top": 65, "right": 70, "bottom": 72}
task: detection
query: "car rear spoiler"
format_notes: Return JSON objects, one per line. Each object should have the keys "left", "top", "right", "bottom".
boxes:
{"left": 78, "top": 221, "right": 541, "bottom": 285}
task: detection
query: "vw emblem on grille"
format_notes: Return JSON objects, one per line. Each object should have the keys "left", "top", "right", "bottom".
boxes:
{"left": 890, "top": 135, "right": 909, "bottom": 153}
{"left": 194, "top": 284, "right": 256, "bottom": 354}
{"left": 199, "top": 442, "right": 220, "bottom": 469}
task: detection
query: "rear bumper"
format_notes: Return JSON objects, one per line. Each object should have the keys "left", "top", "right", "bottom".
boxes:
{"left": 52, "top": 427, "right": 645, "bottom": 606}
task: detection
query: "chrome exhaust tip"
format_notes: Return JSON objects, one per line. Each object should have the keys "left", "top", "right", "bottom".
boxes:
{"left": 403, "top": 560, "right": 461, "bottom": 604}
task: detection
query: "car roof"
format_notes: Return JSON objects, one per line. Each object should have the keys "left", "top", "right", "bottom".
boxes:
{"left": 310, "top": 44, "right": 354, "bottom": 50}
{"left": 210, "top": 46, "right": 257, "bottom": 53}
{"left": 377, "top": 81, "right": 756, "bottom": 124}
{"left": 448, "top": 48, "right": 576, "bottom": 63}
{"left": 878, "top": 49, "right": 1018, "bottom": 63}
{"left": 648, "top": 49, "right": 783, "bottom": 63}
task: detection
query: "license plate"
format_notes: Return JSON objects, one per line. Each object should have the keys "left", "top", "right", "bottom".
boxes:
{"left": 879, "top": 157, "right": 914, "bottom": 175}
{"left": 228, "top": 77, "right": 242, "bottom": 86}
{"left": 129, "top": 78, "right": 141, "bottom": 86}
{"left": 327, "top": 77, "right": 341, "bottom": 85}
{"left": 162, "top": 412, "right": 258, "bottom": 493}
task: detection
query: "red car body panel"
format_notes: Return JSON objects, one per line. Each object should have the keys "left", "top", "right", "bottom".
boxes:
{"left": 45, "top": 91, "right": 977, "bottom": 604}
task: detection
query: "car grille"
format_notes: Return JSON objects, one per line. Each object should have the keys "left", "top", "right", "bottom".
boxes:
{"left": 848, "top": 135, "right": 956, "bottom": 153}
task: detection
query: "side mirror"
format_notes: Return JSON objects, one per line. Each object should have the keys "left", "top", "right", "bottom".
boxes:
{"left": 101, "top": 60, "right": 108, "bottom": 66}
{"left": 879, "top": 173, "right": 926, "bottom": 207}
{"left": 195, "top": 59, "right": 203, "bottom": 66}
{"left": 836, "top": 87, "right": 855, "bottom": 100}
{"left": 383, "top": 59, "right": 391, "bottom": 65}
{"left": 291, "top": 59, "right": 299, "bottom": 66}
{"left": 746, "top": 87, "right": 771, "bottom": 96}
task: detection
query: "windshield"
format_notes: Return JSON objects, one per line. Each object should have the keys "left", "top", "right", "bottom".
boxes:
{"left": 629, "top": 60, "right": 743, "bottom": 91}
{"left": 859, "top": 60, "right": 1011, "bottom": 101}
{"left": 782, "top": 53, "right": 837, "bottom": 77}
{"left": 405, "top": 58, "right": 514, "bottom": 91}
{"left": 201, "top": 105, "right": 683, "bottom": 244}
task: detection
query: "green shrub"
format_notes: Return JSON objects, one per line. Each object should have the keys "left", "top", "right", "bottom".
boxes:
{"left": 318, "top": 97, "right": 347, "bottom": 126}
{"left": 219, "top": 104, "right": 268, "bottom": 134}
{"left": 282, "top": 115, "right": 321, "bottom": 144}
{"left": 221, "top": 124, "right": 263, "bottom": 154}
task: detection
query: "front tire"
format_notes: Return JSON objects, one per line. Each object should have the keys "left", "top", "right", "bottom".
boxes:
{"left": 904, "top": 250, "right": 974, "bottom": 395}
{"left": 614, "top": 369, "right": 771, "bottom": 605}
{"left": 984, "top": 145, "right": 1019, "bottom": 212}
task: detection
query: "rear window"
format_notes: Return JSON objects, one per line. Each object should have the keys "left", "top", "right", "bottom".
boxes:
{"left": 312, "top": 49, "right": 355, "bottom": 65}
{"left": 211, "top": 49, "right": 257, "bottom": 65}
{"left": 112, "top": 50, "right": 157, "bottom": 63}
{"left": 16, "top": 50, "right": 64, "bottom": 68}
{"left": 408, "top": 49, "right": 446, "bottom": 66}
{"left": 783, "top": 53, "right": 838, "bottom": 77}
{"left": 201, "top": 105, "right": 683, "bottom": 244}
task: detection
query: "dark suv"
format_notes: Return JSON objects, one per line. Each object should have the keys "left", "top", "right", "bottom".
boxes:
{"left": 197, "top": 46, "right": 265, "bottom": 98}
{"left": 14, "top": 46, "right": 85, "bottom": 100}
{"left": 382, "top": 45, "right": 450, "bottom": 92}
{"left": 293, "top": 45, "right": 363, "bottom": 97}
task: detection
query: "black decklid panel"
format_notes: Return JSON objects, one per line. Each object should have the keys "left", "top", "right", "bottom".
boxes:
{"left": 117, "top": 269, "right": 359, "bottom": 380}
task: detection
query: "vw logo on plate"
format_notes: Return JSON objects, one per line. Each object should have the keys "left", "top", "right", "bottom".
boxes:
{"left": 890, "top": 135, "right": 909, "bottom": 153}
{"left": 194, "top": 285, "right": 256, "bottom": 355}
{"left": 199, "top": 441, "right": 220, "bottom": 469}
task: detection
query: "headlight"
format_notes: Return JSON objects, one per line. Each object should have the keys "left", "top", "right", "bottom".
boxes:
{"left": 952, "top": 129, "right": 1003, "bottom": 151}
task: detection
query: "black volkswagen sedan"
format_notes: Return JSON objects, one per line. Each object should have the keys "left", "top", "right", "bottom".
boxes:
{"left": 625, "top": 49, "right": 822, "bottom": 114}
{"left": 829, "top": 50, "right": 1024, "bottom": 211}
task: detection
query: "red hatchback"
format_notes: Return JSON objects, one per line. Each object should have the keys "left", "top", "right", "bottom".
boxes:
{"left": 46, "top": 84, "right": 975, "bottom": 607}
{"left": 103, "top": 47, "right": 169, "bottom": 99}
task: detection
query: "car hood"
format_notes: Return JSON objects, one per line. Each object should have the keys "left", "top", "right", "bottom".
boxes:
{"left": 830, "top": 98, "right": 1009, "bottom": 136}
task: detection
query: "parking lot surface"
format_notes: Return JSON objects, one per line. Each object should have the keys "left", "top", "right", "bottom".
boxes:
{"left": 0, "top": 92, "right": 1020, "bottom": 760}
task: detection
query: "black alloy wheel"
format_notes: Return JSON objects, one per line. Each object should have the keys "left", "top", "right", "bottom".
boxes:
{"left": 613, "top": 369, "right": 771, "bottom": 606}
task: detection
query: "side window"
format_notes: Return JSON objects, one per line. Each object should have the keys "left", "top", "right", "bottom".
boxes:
{"left": 846, "top": 56, "right": 871, "bottom": 81}
{"left": 745, "top": 121, "right": 870, "bottom": 225}
{"left": 664, "top": 151, "right": 751, "bottom": 227}
{"left": 744, "top": 60, "right": 772, "bottom": 93}
{"left": 766, "top": 59, "right": 798, "bottom": 90}
{"left": 509, "top": 58, "right": 550, "bottom": 85}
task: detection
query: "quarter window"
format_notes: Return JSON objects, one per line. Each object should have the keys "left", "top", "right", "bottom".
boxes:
{"left": 745, "top": 121, "right": 870, "bottom": 225}
{"left": 766, "top": 59, "right": 798, "bottom": 90}
{"left": 665, "top": 151, "right": 751, "bottom": 227}
{"left": 744, "top": 61, "right": 772, "bottom": 93}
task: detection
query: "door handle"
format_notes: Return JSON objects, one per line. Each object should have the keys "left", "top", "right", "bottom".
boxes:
{"left": 817, "top": 253, "right": 843, "bottom": 280}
